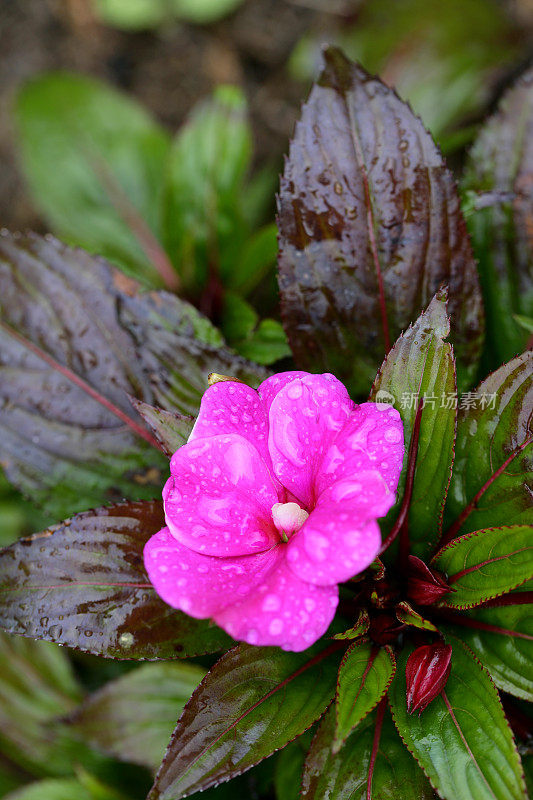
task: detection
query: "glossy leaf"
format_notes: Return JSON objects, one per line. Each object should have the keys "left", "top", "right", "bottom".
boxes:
{"left": 147, "top": 642, "right": 343, "bottom": 799}
{"left": 0, "top": 501, "right": 231, "bottom": 659}
{"left": 0, "top": 232, "right": 263, "bottom": 517}
{"left": 130, "top": 400, "right": 193, "bottom": 458}
{"left": 395, "top": 602, "right": 438, "bottom": 632}
{"left": 70, "top": 662, "right": 205, "bottom": 771}
{"left": 301, "top": 705, "right": 434, "bottom": 800}
{"left": 0, "top": 633, "right": 82, "bottom": 777}
{"left": 15, "top": 73, "right": 173, "bottom": 287}
{"left": 0, "top": 232, "right": 167, "bottom": 517}
{"left": 163, "top": 86, "right": 252, "bottom": 294}
{"left": 278, "top": 48, "right": 483, "bottom": 396}
{"left": 390, "top": 637, "right": 527, "bottom": 800}
{"left": 370, "top": 290, "right": 457, "bottom": 558}
{"left": 463, "top": 67, "right": 533, "bottom": 363}
{"left": 445, "top": 351, "right": 533, "bottom": 537}
{"left": 334, "top": 641, "right": 395, "bottom": 751}
{"left": 447, "top": 604, "right": 533, "bottom": 701}
{"left": 433, "top": 525, "right": 533, "bottom": 608}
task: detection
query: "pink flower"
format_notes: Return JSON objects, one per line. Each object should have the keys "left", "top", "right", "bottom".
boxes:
{"left": 144, "top": 372, "right": 404, "bottom": 651}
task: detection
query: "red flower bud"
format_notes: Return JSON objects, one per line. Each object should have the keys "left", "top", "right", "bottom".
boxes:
{"left": 406, "top": 642, "right": 452, "bottom": 714}
{"left": 407, "top": 555, "right": 451, "bottom": 605}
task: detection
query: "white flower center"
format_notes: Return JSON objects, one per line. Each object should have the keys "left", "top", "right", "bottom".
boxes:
{"left": 271, "top": 502, "right": 309, "bottom": 542}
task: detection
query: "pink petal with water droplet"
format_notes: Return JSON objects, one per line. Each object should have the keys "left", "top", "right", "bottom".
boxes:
{"left": 144, "top": 528, "right": 281, "bottom": 618}
{"left": 188, "top": 381, "right": 271, "bottom": 467}
{"left": 257, "top": 371, "right": 309, "bottom": 415}
{"left": 165, "top": 434, "right": 281, "bottom": 557}
{"left": 267, "top": 373, "right": 355, "bottom": 508}
{"left": 315, "top": 403, "right": 404, "bottom": 513}
{"left": 286, "top": 505, "right": 381, "bottom": 586}
{"left": 214, "top": 557, "right": 338, "bottom": 651}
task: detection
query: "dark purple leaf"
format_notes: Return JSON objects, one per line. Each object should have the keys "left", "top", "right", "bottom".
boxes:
{"left": 0, "top": 232, "right": 265, "bottom": 518}
{"left": 278, "top": 48, "right": 484, "bottom": 395}
{"left": 0, "top": 500, "right": 231, "bottom": 659}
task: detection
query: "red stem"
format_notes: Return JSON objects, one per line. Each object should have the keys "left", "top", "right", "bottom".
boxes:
{"left": 379, "top": 398, "right": 424, "bottom": 557}
{"left": 441, "top": 436, "right": 532, "bottom": 546}
{"left": 366, "top": 696, "right": 387, "bottom": 800}
{"left": 0, "top": 320, "right": 164, "bottom": 452}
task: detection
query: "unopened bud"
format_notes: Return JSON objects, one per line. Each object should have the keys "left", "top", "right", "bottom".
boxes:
{"left": 407, "top": 555, "right": 451, "bottom": 606}
{"left": 406, "top": 642, "right": 452, "bottom": 714}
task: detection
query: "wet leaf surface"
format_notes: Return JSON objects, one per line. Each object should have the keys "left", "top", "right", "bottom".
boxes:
{"left": 433, "top": 525, "right": 533, "bottom": 609}
{"left": 278, "top": 48, "right": 483, "bottom": 396}
{"left": 370, "top": 291, "right": 456, "bottom": 559}
{"left": 301, "top": 705, "right": 434, "bottom": 800}
{"left": 148, "top": 642, "right": 342, "bottom": 799}
{"left": 0, "top": 500, "right": 231, "bottom": 659}
{"left": 390, "top": 637, "right": 527, "bottom": 800}
{"left": 0, "top": 232, "right": 265, "bottom": 517}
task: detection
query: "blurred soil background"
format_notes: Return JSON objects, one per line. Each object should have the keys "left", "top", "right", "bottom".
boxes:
{"left": 1, "top": 0, "right": 533, "bottom": 234}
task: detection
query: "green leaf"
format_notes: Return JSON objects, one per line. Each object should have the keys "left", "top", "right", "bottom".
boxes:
{"left": 370, "top": 290, "right": 457, "bottom": 559}
{"left": 445, "top": 351, "right": 533, "bottom": 537}
{"left": 0, "top": 501, "right": 231, "bottom": 659}
{"left": 514, "top": 314, "right": 533, "bottom": 335}
{"left": 278, "top": 48, "right": 483, "bottom": 396}
{"left": 230, "top": 224, "right": 278, "bottom": 296}
{"left": 147, "top": 642, "right": 343, "bottom": 799}
{"left": 334, "top": 641, "right": 395, "bottom": 751}
{"left": 0, "top": 633, "right": 82, "bottom": 777}
{"left": 301, "top": 705, "right": 434, "bottom": 800}
{"left": 395, "top": 602, "right": 438, "bottom": 632}
{"left": 163, "top": 86, "right": 252, "bottom": 293}
{"left": 274, "top": 733, "right": 313, "bottom": 800}
{"left": 390, "top": 637, "right": 527, "bottom": 800}
{"left": 432, "top": 525, "right": 533, "bottom": 608}
{"left": 333, "top": 609, "right": 370, "bottom": 641}
{"left": 130, "top": 400, "right": 193, "bottom": 457}
{"left": 446, "top": 604, "right": 533, "bottom": 701}
{"left": 70, "top": 662, "right": 205, "bottom": 772}
{"left": 15, "top": 73, "right": 173, "bottom": 287}
{"left": 463, "top": 67, "right": 533, "bottom": 364}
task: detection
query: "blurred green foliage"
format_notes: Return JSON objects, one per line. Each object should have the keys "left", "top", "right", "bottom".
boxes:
{"left": 290, "top": 0, "right": 523, "bottom": 150}
{"left": 93, "top": 0, "right": 245, "bottom": 29}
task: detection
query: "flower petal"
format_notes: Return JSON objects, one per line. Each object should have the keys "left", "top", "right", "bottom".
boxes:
{"left": 165, "top": 434, "right": 281, "bottom": 557}
{"left": 214, "top": 557, "right": 338, "bottom": 651}
{"left": 144, "top": 528, "right": 281, "bottom": 618}
{"left": 267, "top": 373, "right": 355, "bottom": 508}
{"left": 257, "top": 371, "right": 309, "bottom": 415}
{"left": 189, "top": 381, "right": 271, "bottom": 466}
{"left": 315, "top": 402, "right": 404, "bottom": 513}
{"left": 286, "top": 505, "right": 382, "bottom": 586}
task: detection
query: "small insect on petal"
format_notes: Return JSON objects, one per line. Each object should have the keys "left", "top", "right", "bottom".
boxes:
{"left": 406, "top": 642, "right": 452, "bottom": 714}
